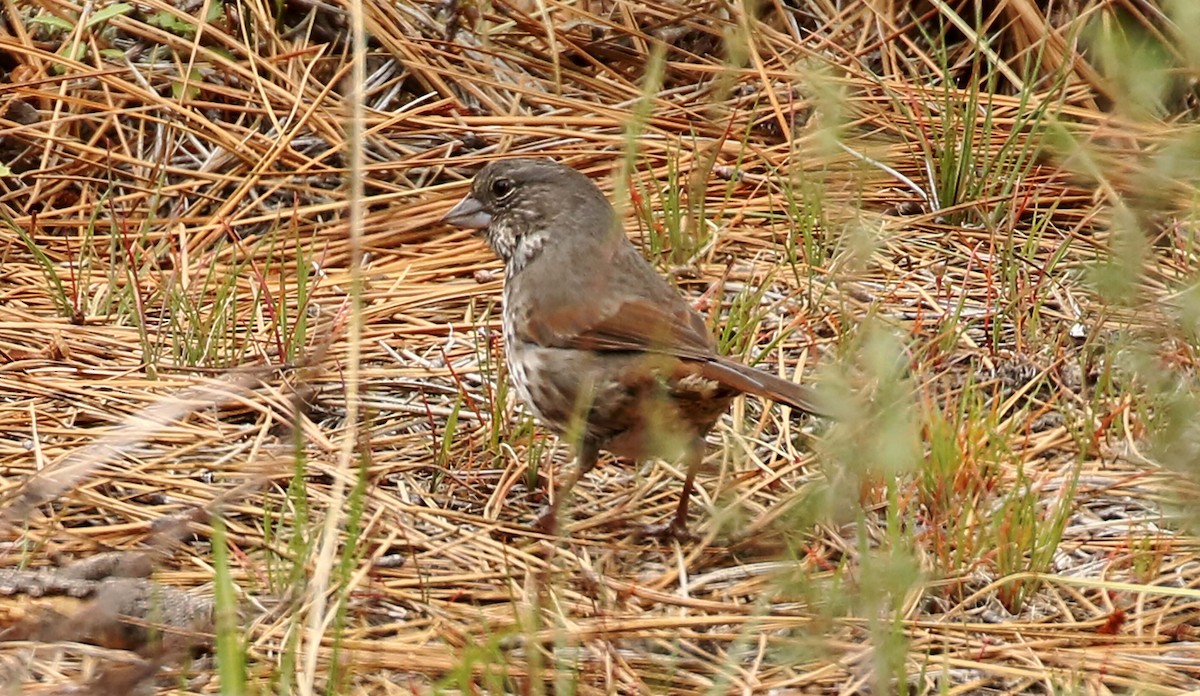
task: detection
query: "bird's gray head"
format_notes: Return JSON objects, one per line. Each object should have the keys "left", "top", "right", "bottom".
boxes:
{"left": 442, "top": 158, "right": 616, "bottom": 273}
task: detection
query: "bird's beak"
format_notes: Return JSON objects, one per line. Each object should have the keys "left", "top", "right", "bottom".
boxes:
{"left": 442, "top": 194, "right": 492, "bottom": 230}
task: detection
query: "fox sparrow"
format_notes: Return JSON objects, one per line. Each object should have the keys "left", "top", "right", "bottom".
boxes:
{"left": 444, "top": 157, "right": 824, "bottom": 539}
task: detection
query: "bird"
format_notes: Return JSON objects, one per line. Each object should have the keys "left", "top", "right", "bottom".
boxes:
{"left": 443, "top": 157, "right": 824, "bottom": 540}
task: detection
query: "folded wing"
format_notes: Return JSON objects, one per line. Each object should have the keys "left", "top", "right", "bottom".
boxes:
{"left": 519, "top": 295, "right": 826, "bottom": 416}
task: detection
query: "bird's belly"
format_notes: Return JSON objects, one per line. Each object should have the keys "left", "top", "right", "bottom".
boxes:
{"left": 503, "top": 337, "right": 734, "bottom": 460}
{"left": 504, "top": 340, "right": 546, "bottom": 421}
{"left": 504, "top": 339, "right": 589, "bottom": 432}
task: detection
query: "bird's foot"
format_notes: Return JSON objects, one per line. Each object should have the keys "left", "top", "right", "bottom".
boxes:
{"left": 636, "top": 517, "right": 696, "bottom": 543}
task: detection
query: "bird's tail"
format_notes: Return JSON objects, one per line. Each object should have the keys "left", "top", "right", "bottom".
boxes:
{"left": 699, "top": 356, "right": 828, "bottom": 417}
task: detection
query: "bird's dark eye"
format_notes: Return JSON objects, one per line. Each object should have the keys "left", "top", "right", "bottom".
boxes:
{"left": 491, "top": 177, "right": 515, "bottom": 200}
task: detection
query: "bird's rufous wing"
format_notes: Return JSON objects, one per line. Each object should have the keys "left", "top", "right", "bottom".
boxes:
{"left": 517, "top": 294, "right": 827, "bottom": 416}
{"left": 520, "top": 296, "right": 715, "bottom": 359}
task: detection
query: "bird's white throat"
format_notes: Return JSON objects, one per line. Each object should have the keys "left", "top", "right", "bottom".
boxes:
{"left": 501, "top": 226, "right": 549, "bottom": 275}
